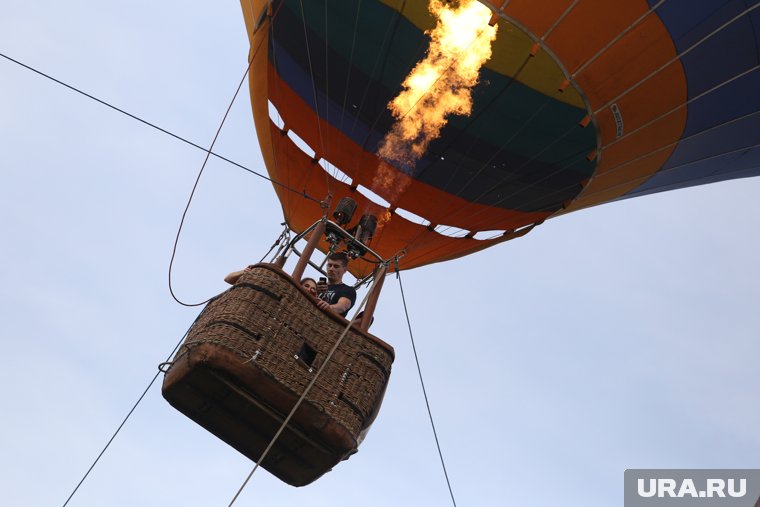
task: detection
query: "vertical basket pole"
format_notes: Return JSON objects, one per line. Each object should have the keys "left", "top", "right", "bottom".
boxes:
{"left": 360, "top": 263, "right": 387, "bottom": 332}
{"left": 273, "top": 254, "right": 287, "bottom": 268}
{"left": 292, "top": 219, "right": 326, "bottom": 281}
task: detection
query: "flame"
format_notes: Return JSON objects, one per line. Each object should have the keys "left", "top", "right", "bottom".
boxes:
{"left": 377, "top": 209, "right": 393, "bottom": 229}
{"left": 377, "top": 0, "right": 497, "bottom": 169}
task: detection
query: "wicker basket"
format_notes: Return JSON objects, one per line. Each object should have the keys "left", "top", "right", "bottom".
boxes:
{"left": 161, "top": 264, "right": 394, "bottom": 486}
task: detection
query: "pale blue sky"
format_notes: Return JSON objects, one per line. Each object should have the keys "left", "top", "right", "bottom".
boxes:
{"left": 2, "top": 1, "right": 759, "bottom": 506}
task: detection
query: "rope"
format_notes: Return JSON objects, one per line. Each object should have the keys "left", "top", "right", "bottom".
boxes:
{"left": 298, "top": 0, "right": 329, "bottom": 194}
{"left": 409, "top": 0, "right": 760, "bottom": 234}
{"left": 604, "top": 64, "right": 760, "bottom": 153}
{"left": 398, "top": 103, "right": 578, "bottom": 250}
{"left": 436, "top": 64, "right": 760, "bottom": 222}
{"left": 61, "top": 314, "right": 202, "bottom": 507}
{"left": 593, "top": 2, "right": 760, "bottom": 114}
{"left": 227, "top": 275, "right": 377, "bottom": 506}
{"left": 396, "top": 270, "right": 458, "bottom": 507}
{"left": 259, "top": 222, "right": 290, "bottom": 263}
{"left": 0, "top": 51, "right": 321, "bottom": 204}
{"left": 167, "top": 60, "right": 254, "bottom": 307}
{"left": 570, "top": 0, "right": 665, "bottom": 78}
{"left": 336, "top": 0, "right": 363, "bottom": 159}
{"left": 426, "top": 62, "right": 760, "bottom": 241}
{"left": 323, "top": 0, "right": 332, "bottom": 180}
{"left": 414, "top": 59, "right": 550, "bottom": 194}
{"left": 540, "top": 0, "right": 579, "bottom": 40}
{"left": 267, "top": 0, "right": 322, "bottom": 223}
{"left": 390, "top": 1, "right": 760, "bottom": 255}
{"left": 265, "top": 5, "right": 293, "bottom": 221}
{"left": 414, "top": 50, "right": 534, "bottom": 186}
{"left": 351, "top": 5, "right": 410, "bottom": 149}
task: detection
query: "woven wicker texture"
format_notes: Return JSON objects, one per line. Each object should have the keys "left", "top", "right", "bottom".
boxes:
{"left": 172, "top": 264, "right": 394, "bottom": 439}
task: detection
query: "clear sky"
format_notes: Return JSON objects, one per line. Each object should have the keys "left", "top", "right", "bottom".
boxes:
{"left": 2, "top": 1, "right": 759, "bottom": 506}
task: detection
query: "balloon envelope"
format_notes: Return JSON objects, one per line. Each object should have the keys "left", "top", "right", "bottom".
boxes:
{"left": 242, "top": 0, "right": 760, "bottom": 276}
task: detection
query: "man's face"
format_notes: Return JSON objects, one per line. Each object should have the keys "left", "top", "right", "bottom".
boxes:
{"left": 326, "top": 259, "right": 347, "bottom": 283}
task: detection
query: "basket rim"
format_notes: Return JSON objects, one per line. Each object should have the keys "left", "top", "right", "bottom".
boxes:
{"left": 249, "top": 263, "right": 395, "bottom": 359}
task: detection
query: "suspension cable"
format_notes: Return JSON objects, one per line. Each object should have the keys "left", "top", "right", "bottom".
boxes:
{"left": 427, "top": 57, "right": 760, "bottom": 242}
{"left": 337, "top": 0, "right": 363, "bottom": 155}
{"left": 60, "top": 215, "right": 286, "bottom": 506}
{"left": 60, "top": 313, "right": 204, "bottom": 507}
{"left": 594, "top": 2, "right": 760, "bottom": 114}
{"left": 0, "top": 51, "right": 321, "bottom": 205}
{"left": 258, "top": 222, "right": 290, "bottom": 263}
{"left": 396, "top": 270, "right": 458, "bottom": 507}
{"left": 227, "top": 275, "right": 378, "bottom": 506}
{"left": 350, "top": 6, "right": 409, "bottom": 148}
{"left": 388, "top": 2, "right": 760, "bottom": 255}
{"left": 297, "top": 0, "right": 329, "bottom": 194}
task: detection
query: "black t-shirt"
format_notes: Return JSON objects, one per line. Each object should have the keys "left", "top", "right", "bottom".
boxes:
{"left": 318, "top": 283, "right": 357, "bottom": 317}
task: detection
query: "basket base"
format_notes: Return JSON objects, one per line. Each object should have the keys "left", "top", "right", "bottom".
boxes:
{"left": 162, "top": 344, "right": 350, "bottom": 487}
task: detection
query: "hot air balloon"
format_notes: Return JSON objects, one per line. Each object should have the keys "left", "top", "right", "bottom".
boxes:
{"left": 163, "top": 0, "right": 760, "bottom": 487}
